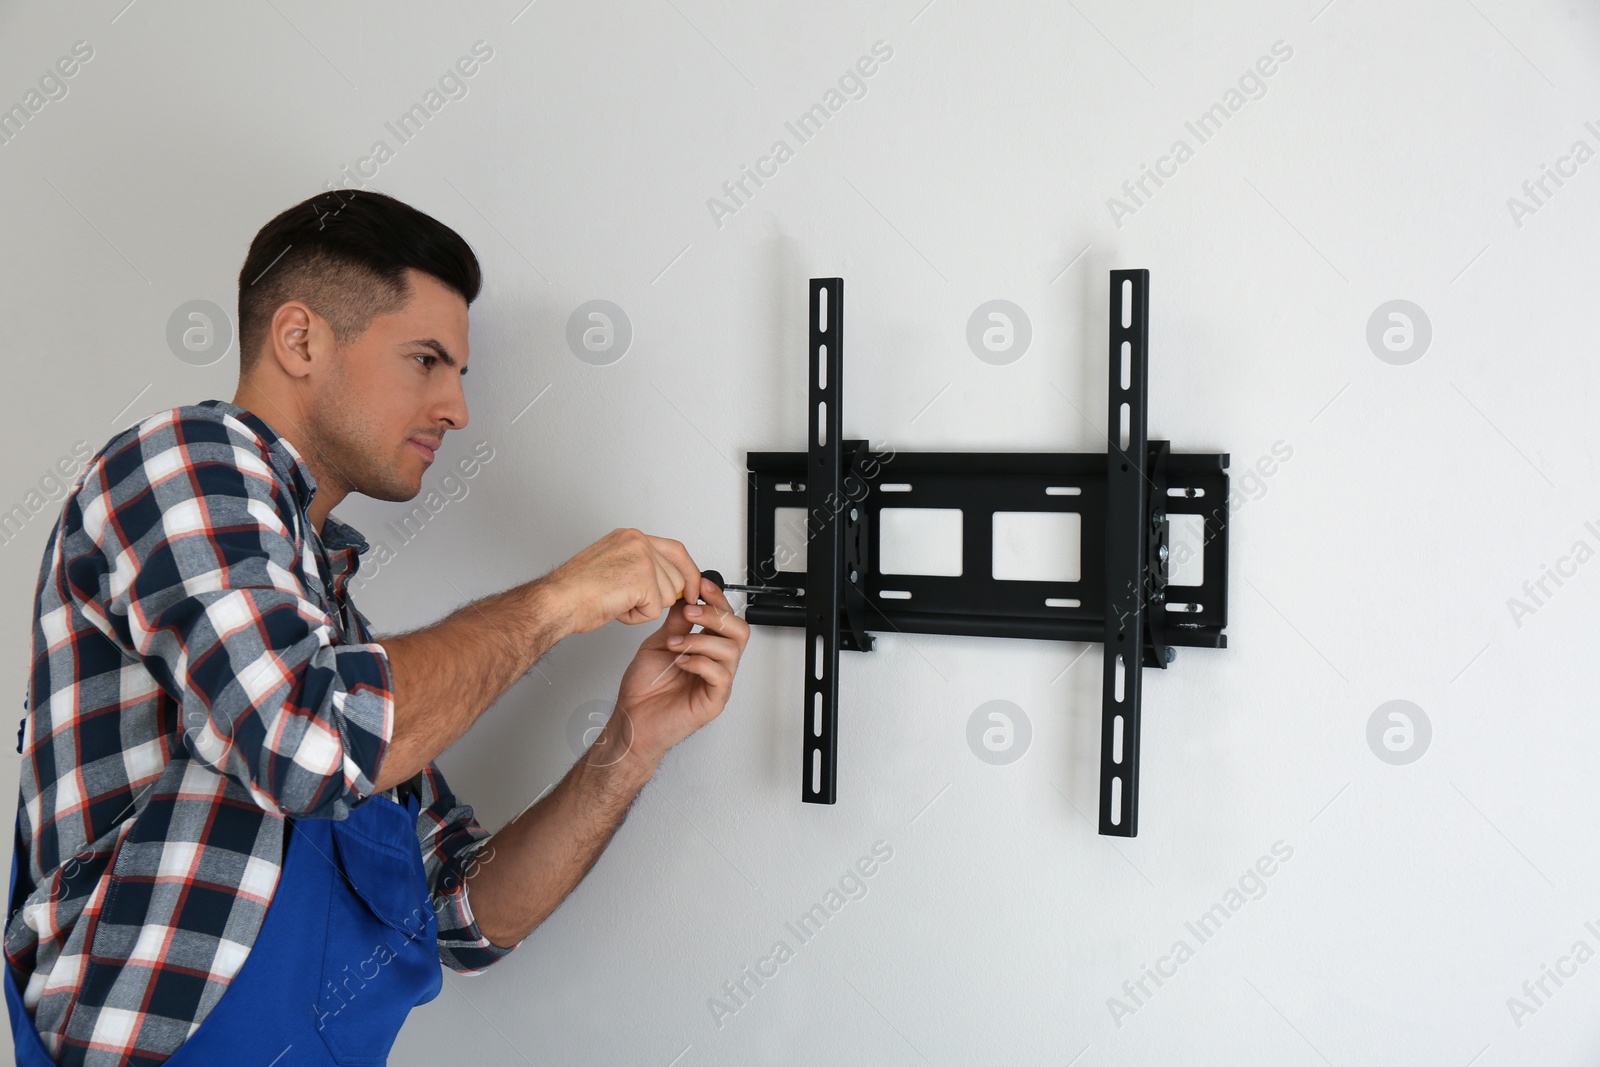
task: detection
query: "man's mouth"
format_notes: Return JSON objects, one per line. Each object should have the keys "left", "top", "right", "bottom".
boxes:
{"left": 409, "top": 437, "right": 440, "bottom": 462}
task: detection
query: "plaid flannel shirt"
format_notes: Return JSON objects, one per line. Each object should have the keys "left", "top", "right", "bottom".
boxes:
{"left": 6, "top": 399, "right": 517, "bottom": 1066}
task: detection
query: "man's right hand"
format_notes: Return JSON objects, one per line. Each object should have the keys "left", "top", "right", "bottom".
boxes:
{"left": 545, "top": 528, "right": 703, "bottom": 635}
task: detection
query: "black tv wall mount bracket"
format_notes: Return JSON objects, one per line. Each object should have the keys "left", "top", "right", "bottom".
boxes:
{"left": 740, "top": 270, "right": 1229, "bottom": 837}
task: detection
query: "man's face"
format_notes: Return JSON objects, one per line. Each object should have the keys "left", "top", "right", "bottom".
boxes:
{"left": 307, "top": 268, "right": 471, "bottom": 503}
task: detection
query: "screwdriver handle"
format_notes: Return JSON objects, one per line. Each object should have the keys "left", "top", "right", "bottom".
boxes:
{"left": 675, "top": 570, "right": 726, "bottom": 602}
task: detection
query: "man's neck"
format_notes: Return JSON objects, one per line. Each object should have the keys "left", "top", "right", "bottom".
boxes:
{"left": 229, "top": 385, "right": 346, "bottom": 533}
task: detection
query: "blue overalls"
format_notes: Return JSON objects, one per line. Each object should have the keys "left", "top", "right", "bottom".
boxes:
{"left": 4, "top": 786, "right": 444, "bottom": 1065}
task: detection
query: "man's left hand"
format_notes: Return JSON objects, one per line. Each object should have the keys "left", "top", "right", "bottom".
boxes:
{"left": 608, "top": 576, "right": 751, "bottom": 768}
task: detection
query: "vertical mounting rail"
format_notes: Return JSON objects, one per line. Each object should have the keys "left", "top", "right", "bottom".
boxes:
{"left": 803, "top": 278, "right": 845, "bottom": 804}
{"left": 1101, "top": 269, "right": 1150, "bottom": 837}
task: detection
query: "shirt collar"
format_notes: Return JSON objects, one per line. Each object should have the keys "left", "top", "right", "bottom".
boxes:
{"left": 196, "top": 398, "right": 372, "bottom": 556}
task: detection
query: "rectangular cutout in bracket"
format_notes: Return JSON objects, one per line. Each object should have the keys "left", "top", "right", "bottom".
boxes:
{"left": 879, "top": 508, "right": 963, "bottom": 577}
{"left": 992, "top": 511, "right": 1081, "bottom": 583}
{"left": 1167, "top": 513, "right": 1205, "bottom": 587}
{"left": 774, "top": 506, "right": 808, "bottom": 573}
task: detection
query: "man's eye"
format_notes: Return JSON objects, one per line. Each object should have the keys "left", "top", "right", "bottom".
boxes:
{"left": 415, "top": 354, "right": 437, "bottom": 369}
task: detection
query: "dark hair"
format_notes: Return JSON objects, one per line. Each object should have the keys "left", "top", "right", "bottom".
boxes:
{"left": 236, "top": 189, "right": 481, "bottom": 376}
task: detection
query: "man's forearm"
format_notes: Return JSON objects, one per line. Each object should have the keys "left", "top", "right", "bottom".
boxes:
{"left": 371, "top": 575, "right": 571, "bottom": 792}
{"left": 462, "top": 729, "right": 657, "bottom": 948}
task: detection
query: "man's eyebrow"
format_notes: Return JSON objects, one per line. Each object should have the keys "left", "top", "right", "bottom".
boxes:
{"left": 406, "top": 338, "right": 467, "bottom": 375}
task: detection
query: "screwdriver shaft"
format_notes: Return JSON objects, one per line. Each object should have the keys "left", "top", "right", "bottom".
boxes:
{"left": 699, "top": 569, "right": 801, "bottom": 597}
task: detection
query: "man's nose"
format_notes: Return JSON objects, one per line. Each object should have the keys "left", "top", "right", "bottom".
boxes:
{"left": 438, "top": 379, "right": 469, "bottom": 431}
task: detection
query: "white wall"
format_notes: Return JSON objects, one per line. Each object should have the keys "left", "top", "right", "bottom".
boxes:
{"left": 3, "top": 1, "right": 1599, "bottom": 1063}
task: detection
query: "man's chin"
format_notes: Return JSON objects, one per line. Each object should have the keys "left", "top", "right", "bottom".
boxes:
{"left": 361, "top": 474, "right": 424, "bottom": 504}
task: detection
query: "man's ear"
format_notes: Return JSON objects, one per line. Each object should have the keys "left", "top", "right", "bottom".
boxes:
{"left": 266, "top": 300, "right": 335, "bottom": 381}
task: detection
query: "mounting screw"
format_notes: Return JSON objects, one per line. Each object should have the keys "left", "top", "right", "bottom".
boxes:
{"left": 1164, "top": 647, "right": 1176, "bottom": 664}
{"left": 1158, "top": 544, "right": 1169, "bottom": 562}
{"left": 1151, "top": 508, "right": 1166, "bottom": 529}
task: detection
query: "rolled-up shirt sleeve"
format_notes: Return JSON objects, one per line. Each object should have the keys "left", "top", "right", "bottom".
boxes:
{"left": 416, "top": 763, "right": 520, "bottom": 973}
{"left": 80, "top": 415, "right": 393, "bottom": 819}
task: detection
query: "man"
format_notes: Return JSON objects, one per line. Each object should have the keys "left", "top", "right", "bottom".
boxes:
{"left": 4, "top": 189, "right": 750, "bottom": 1065}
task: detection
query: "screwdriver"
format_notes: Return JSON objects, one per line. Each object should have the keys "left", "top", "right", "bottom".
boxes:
{"left": 678, "top": 570, "right": 803, "bottom": 599}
